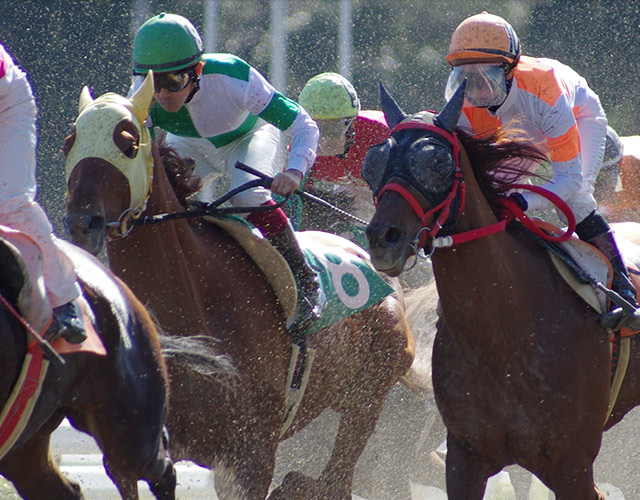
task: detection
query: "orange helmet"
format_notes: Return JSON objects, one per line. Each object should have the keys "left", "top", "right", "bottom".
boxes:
{"left": 447, "top": 12, "right": 520, "bottom": 67}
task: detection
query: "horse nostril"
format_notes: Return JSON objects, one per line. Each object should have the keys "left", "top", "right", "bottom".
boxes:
{"left": 384, "top": 227, "right": 404, "bottom": 245}
{"left": 88, "top": 215, "right": 106, "bottom": 231}
{"left": 63, "top": 214, "right": 105, "bottom": 236}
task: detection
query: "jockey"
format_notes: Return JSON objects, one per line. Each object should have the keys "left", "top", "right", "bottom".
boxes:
{"left": 298, "top": 72, "right": 390, "bottom": 225}
{"left": 446, "top": 11, "right": 640, "bottom": 329}
{"left": 0, "top": 43, "right": 85, "bottom": 343}
{"left": 130, "top": 13, "right": 325, "bottom": 333}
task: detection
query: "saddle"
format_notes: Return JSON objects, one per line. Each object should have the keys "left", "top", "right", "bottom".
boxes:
{"left": 537, "top": 220, "right": 640, "bottom": 422}
{"left": 538, "top": 220, "right": 640, "bottom": 334}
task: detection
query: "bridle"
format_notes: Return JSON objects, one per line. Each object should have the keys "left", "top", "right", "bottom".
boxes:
{"left": 374, "top": 120, "right": 466, "bottom": 251}
{"left": 375, "top": 119, "right": 575, "bottom": 256}
{"left": 65, "top": 94, "right": 154, "bottom": 238}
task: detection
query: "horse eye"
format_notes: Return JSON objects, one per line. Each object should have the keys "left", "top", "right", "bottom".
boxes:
{"left": 362, "top": 138, "right": 394, "bottom": 190}
{"left": 409, "top": 139, "right": 454, "bottom": 193}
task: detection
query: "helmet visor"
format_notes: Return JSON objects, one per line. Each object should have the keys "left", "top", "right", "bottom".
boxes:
{"left": 445, "top": 63, "right": 507, "bottom": 108}
{"left": 153, "top": 68, "right": 194, "bottom": 93}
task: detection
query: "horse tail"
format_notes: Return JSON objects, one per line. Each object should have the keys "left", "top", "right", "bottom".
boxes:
{"left": 159, "top": 333, "right": 239, "bottom": 391}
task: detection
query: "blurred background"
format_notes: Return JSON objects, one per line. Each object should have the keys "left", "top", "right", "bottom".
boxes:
{"left": 1, "top": 0, "right": 638, "bottom": 231}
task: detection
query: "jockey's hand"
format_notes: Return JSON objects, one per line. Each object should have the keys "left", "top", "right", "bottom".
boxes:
{"left": 270, "top": 169, "right": 303, "bottom": 197}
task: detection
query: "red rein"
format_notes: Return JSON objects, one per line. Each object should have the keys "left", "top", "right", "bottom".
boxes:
{"left": 378, "top": 121, "right": 576, "bottom": 250}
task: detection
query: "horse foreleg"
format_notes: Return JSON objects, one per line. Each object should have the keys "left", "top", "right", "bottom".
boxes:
{"left": 216, "top": 405, "right": 282, "bottom": 500}
{"left": 445, "top": 432, "right": 501, "bottom": 500}
{"left": 542, "top": 455, "right": 605, "bottom": 500}
{"left": 267, "top": 397, "right": 383, "bottom": 500}
{"left": 103, "top": 462, "right": 139, "bottom": 500}
{"left": 0, "top": 428, "right": 83, "bottom": 500}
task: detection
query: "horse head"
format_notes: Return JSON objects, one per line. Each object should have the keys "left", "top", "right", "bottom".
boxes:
{"left": 364, "top": 82, "right": 466, "bottom": 276}
{"left": 63, "top": 72, "right": 155, "bottom": 255}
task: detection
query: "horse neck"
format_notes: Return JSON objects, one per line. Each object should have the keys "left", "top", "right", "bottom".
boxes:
{"left": 106, "top": 145, "right": 217, "bottom": 335}
{"left": 431, "top": 146, "right": 535, "bottom": 338}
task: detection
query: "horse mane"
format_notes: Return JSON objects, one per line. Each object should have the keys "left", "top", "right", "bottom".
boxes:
{"left": 457, "top": 127, "right": 549, "bottom": 210}
{"left": 155, "top": 137, "right": 203, "bottom": 208}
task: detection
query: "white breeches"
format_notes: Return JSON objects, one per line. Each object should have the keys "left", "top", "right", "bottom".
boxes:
{"left": 0, "top": 71, "right": 79, "bottom": 307}
{"left": 166, "top": 119, "right": 286, "bottom": 206}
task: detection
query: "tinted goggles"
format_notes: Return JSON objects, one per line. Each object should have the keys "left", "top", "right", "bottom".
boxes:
{"left": 153, "top": 69, "right": 195, "bottom": 93}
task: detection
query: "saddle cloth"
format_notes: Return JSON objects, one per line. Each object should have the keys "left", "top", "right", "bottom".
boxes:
{"left": 204, "top": 215, "right": 394, "bottom": 336}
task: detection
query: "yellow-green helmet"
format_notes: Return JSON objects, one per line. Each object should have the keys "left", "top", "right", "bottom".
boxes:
{"left": 133, "top": 13, "right": 203, "bottom": 74}
{"left": 299, "top": 73, "right": 360, "bottom": 120}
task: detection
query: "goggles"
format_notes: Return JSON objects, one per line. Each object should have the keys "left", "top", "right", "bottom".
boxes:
{"left": 316, "top": 117, "right": 356, "bottom": 139}
{"left": 445, "top": 63, "right": 507, "bottom": 108}
{"left": 152, "top": 68, "right": 195, "bottom": 93}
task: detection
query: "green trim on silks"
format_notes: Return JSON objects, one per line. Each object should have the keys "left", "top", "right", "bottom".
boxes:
{"left": 258, "top": 93, "right": 299, "bottom": 131}
{"left": 299, "top": 242, "right": 394, "bottom": 336}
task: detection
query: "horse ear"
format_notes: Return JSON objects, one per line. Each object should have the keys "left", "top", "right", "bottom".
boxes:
{"left": 380, "top": 81, "right": 406, "bottom": 129}
{"left": 130, "top": 70, "right": 154, "bottom": 124}
{"left": 79, "top": 86, "right": 94, "bottom": 112}
{"left": 434, "top": 79, "right": 466, "bottom": 133}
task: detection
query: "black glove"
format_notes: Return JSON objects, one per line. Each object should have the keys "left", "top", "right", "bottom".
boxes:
{"left": 509, "top": 192, "right": 528, "bottom": 211}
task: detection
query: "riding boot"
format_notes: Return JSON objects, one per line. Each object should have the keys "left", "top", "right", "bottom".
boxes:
{"left": 46, "top": 301, "right": 87, "bottom": 344}
{"left": 268, "top": 222, "right": 327, "bottom": 334}
{"left": 576, "top": 211, "right": 640, "bottom": 330}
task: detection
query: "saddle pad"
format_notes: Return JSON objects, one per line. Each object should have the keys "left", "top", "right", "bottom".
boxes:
{"left": 204, "top": 216, "right": 394, "bottom": 335}
{"left": 297, "top": 231, "right": 394, "bottom": 335}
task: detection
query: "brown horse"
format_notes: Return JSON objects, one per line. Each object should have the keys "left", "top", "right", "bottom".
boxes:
{"left": 61, "top": 73, "right": 414, "bottom": 500}
{"left": 364, "top": 82, "right": 639, "bottom": 500}
{"left": 0, "top": 234, "right": 175, "bottom": 499}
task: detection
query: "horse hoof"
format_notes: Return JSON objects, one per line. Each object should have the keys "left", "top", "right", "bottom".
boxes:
{"left": 267, "top": 471, "right": 324, "bottom": 500}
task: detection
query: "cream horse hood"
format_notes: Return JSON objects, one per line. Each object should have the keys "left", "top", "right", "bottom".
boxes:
{"left": 65, "top": 71, "right": 155, "bottom": 217}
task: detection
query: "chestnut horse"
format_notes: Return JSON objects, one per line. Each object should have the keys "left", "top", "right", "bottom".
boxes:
{"left": 364, "top": 82, "right": 640, "bottom": 500}
{"left": 62, "top": 73, "right": 414, "bottom": 500}
{"left": 0, "top": 235, "right": 175, "bottom": 499}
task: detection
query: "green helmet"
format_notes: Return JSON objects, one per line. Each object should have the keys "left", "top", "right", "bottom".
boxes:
{"left": 299, "top": 72, "right": 360, "bottom": 120}
{"left": 133, "top": 13, "right": 204, "bottom": 74}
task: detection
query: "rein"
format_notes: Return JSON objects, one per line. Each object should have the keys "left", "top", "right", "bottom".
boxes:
{"left": 379, "top": 120, "right": 576, "bottom": 254}
{"left": 124, "top": 162, "right": 368, "bottom": 229}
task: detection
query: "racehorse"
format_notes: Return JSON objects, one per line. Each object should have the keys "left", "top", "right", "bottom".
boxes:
{"left": 0, "top": 234, "right": 175, "bottom": 499}
{"left": 62, "top": 73, "right": 414, "bottom": 500}
{"left": 364, "top": 82, "right": 640, "bottom": 500}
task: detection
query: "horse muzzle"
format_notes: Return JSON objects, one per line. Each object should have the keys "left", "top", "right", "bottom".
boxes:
{"left": 63, "top": 213, "right": 106, "bottom": 257}
{"left": 366, "top": 218, "right": 413, "bottom": 277}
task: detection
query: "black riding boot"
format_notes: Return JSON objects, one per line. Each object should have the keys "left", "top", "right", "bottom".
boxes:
{"left": 268, "top": 222, "right": 326, "bottom": 333}
{"left": 576, "top": 211, "right": 640, "bottom": 330}
{"left": 47, "top": 301, "right": 86, "bottom": 344}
